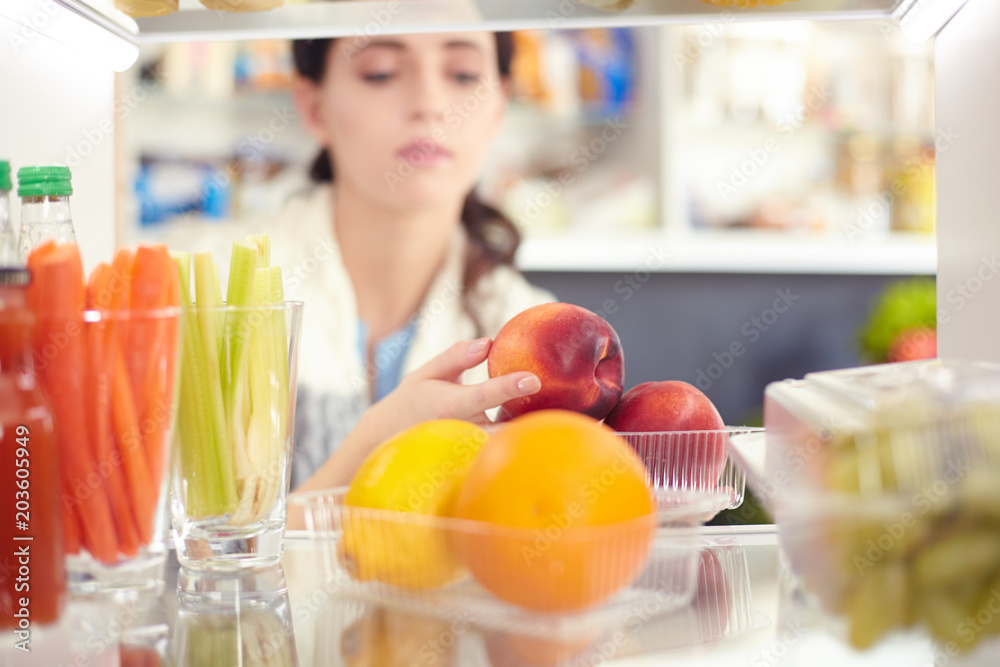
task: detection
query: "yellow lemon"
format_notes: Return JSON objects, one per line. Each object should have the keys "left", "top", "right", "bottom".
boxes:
{"left": 341, "top": 419, "right": 488, "bottom": 590}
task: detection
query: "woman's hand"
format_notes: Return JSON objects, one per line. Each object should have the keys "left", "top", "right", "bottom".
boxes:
{"left": 288, "top": 338, "right": 540, "bottom": 508}
{"left": 373, "top": 337, "right": 541, "bottom": 433}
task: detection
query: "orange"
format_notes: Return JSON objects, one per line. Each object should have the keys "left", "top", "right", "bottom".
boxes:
{"left": 453, "top": 410, "right": 655, "bottom": 612}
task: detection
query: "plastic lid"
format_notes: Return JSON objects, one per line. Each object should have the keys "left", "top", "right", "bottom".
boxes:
{"left": 0, "top": 268, "right": 31, "bottom": 287}
{"left": 0, "top": 161, "right": 10, "bottom": 192}
{"left": 17, "top": 165, "right": 72, "bottom": 198}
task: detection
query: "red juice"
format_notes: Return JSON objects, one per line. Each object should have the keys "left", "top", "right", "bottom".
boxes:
{"left": 0, "top": 268, "right": 64, "bottom": 631}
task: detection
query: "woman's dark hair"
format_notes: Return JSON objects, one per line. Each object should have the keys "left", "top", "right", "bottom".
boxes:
{"left": 292, "top": 34, "right": 519, "bottom": 335}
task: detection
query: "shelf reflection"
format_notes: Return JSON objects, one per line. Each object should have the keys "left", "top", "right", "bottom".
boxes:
{"left": 173, "top": 565, "right": 298, "bottom": 666}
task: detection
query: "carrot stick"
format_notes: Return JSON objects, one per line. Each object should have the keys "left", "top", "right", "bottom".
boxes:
{"left": 110, "top": 249, "right": 135, "bottom": 365}
{"left": 110, "top": 343, "right": 157, "bottom": 545}
{"left": 62, "top": 505, "right": 80, "bottom": 555}
{"left": 111, "top": 249, "right": 135, "bottom": 307}
{"left": 87, "top": 263, "right": 141, "bottom": 558}
{"left": 28, "top": 241, "right": 119, "bottom": 563}
{"left": 127, "top": 245, "right": 180, "bottom": 489}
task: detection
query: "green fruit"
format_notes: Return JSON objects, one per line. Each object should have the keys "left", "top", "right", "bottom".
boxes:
{"left": 826, "top": 445, "right": 861, "bottom": 494}
{"left": 918, "top": 583, "right": 984, "bottom": 650}
{"left": 858, "top": 277, "right": 936, "bottom": 364}
{"left": 960, "top": 472, "right": 1000, "bottom": 523}
{"left": 845, "top": 561, "right": 909, "bottom": 650}
{"left": 914, "top": 529, "right": 1000, "bottom": 589}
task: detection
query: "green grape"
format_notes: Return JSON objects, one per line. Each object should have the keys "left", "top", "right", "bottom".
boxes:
{"left": 827, "top": 446, "right": 861, "bottom": 494}
{"left": 914, "top": 529, "right": 1000, "bottom": 589}
{"left": 960, "top": 472, "right": 1000, "bottom": 524}
{"left": 845, "top": 561, "right": 909, "bottom": 650}
{"left": 918, "top": 583, "right": 984, "bottom": 650}
{"left": 966, "top": 405, "right": 1000, "bottom": 467}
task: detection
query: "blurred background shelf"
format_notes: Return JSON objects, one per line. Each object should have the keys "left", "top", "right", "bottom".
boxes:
{"left": 516, "top": 231, "right": 935, "bottom": 274}
{"left": 121, "top": 21, "right": 936, "bottom": 267}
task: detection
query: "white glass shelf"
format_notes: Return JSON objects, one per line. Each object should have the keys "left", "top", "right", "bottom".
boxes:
{"left": 516, "top": 230, "right": 936, "bottom": 274}
{"left": 64, "top": 0, "right": 904, "bottom": 44}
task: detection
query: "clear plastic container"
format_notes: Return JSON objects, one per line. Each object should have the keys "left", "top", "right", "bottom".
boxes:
{"left": 292, "top": 488, "right": 714, "bottom": 641}
{"left": 763, "top": 359, "right": 1000, "bottom": 495}
{"left": 617, "top": 426, "right": 760, "bottom": 519}
{"left": 734, "top": 360, "right": 1000, "bottom": 653}
{"left": 307, "top": 539, "right": 766, "bottom": 666}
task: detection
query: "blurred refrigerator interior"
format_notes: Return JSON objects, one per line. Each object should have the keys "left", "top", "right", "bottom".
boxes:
{"left": 118, "top": 23, "right": 934, "bottom": 261}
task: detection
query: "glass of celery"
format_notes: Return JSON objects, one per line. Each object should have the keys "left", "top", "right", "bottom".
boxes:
{"left": 170, "top": 238, "right": 303, "bottom": 569}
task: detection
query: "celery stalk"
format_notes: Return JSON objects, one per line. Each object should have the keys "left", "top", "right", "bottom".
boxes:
{"left": 173, "top": 253, "right": 224, "bottom": 518}
{"left": 194, "top": 252, "right": 240, "bottom": 507}
{"left": 224, "top": 240, "right": 260, "bottom": 387}
{"left": 245, "top": 234, "right": 270, "bottom": 268}
{"left": 224, "top": 240, "right": 260, "bottom": 498}
{"left": 211, "top": 261, "right": 224, "bottom": 363}
{"left": 256, "top": 267, "right": 288, "bottom": 521}
{"left": 229, "top": 266, "right": 287, "bottom": 525}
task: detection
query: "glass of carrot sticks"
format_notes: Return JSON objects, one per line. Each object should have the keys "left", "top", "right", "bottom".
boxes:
{"left": 24, "top": 241, "right": 182, "bottom": 593}
{"left": 170, "top": 236, "right": 303, "bottom": 569}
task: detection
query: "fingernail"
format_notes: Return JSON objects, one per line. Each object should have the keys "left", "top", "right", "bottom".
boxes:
{"left": 517, "top": 375, "right": 541, "bottom": 394}
{"left": 469, "top": 338, "right": 489, "bottom": 355}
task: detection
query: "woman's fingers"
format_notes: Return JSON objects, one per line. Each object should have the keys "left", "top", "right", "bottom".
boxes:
{"left": 447, "top": 371, "right": 541, "bottom": 418}
{"left": 411, "top": 338, "right": 492, "bottom": 382}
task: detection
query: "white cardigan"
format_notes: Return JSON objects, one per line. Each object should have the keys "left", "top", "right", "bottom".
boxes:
{"left": 235, "top": 187, "right": 555, "bottom": 486}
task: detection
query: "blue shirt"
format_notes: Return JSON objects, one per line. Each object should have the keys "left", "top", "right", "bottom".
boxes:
{"left": 357, "top": 319, "right": 418, "bottom": 402}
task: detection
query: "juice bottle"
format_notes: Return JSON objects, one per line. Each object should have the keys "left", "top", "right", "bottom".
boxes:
{"left": 0, "top": 268, "right": 65, "bottom": 630}
{"left": 16, "top": 165, "right": 76, "bottom": 263}
{"left": 0, "top": 161, "right": 16, "bottom": 267}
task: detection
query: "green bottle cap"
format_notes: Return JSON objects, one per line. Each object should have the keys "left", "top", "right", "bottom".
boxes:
{"left": 17, "top": 165, "right": 72, "bottom": 198}
{"left": 0, "top": 161, "right": 10, "bottom": 192}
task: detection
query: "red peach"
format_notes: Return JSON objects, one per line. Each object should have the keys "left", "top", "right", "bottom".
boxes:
{"left": 605, "top": 381, "right": 728, "bottom": 489}
{"left": 488, "top": 303, "right": 624, "bottom": 421}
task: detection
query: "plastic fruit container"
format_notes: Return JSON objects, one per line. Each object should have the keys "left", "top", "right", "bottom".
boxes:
{"left": 307, "top": 539, "right": 765, "bottom": 666}
{"left": 291, "top": 488, "right": 715, "bottom": 640}
{"left": 617, "top": 427, "right": 761, "bottom": 520}
{"left": 731, "top": 360, "right": 1000, "bottom": 653}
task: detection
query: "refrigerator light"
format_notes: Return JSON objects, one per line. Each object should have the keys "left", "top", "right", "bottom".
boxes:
{"left": 1, "top": 0, "right": 139, "bottom": 72}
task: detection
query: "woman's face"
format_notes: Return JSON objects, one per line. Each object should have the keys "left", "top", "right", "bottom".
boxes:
{"left": 297, "top": 32, "right": 507, "bottom": 212}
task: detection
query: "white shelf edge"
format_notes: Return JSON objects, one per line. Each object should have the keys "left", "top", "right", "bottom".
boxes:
{"left": 515, "top": 232, "right": 936, "bottom": 275}
{"left": 133, "top": 0, "right": 901, "bottom": 44}
{"left": 895, "top": 0, "right": 972, "bottom": 41}
{"left": 7, "top": 0, "right": 910, "bottom": 67}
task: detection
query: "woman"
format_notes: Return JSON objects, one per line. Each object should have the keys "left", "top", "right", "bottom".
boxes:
{"left": 279, "top": 32, "right": 552, "bottom": 496}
